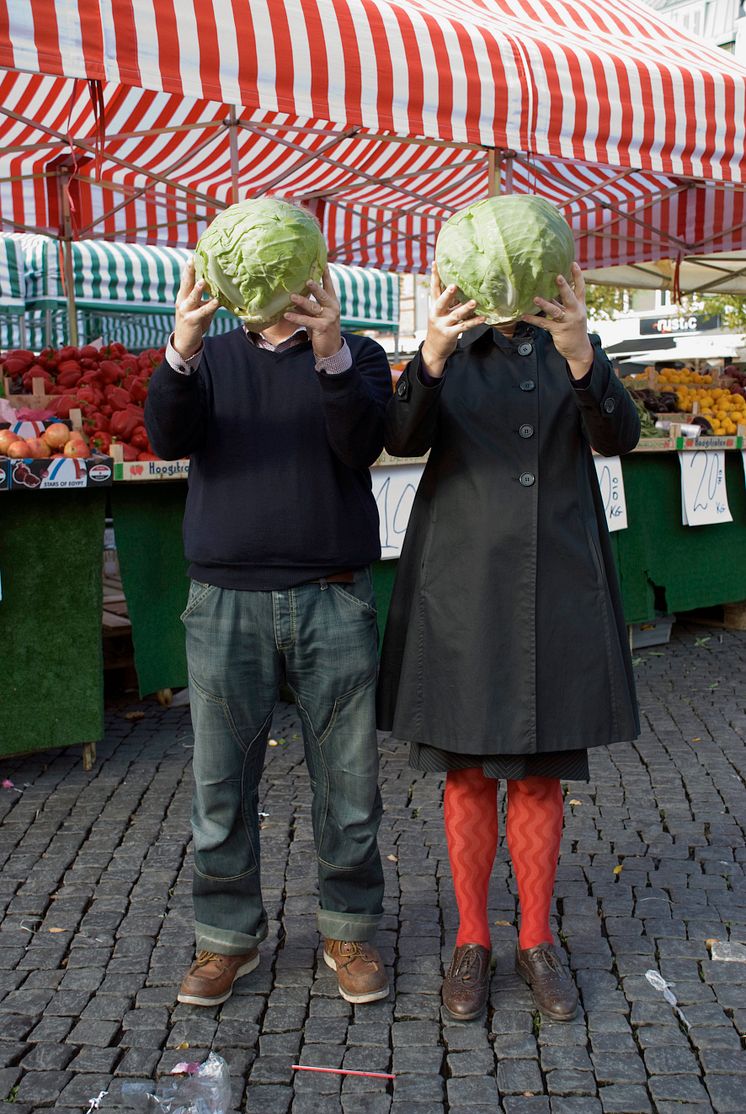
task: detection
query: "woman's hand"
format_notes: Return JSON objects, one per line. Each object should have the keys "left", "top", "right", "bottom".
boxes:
{"left": 522, "top": 262, "right": 594, "bottom": 380}
{"left": 421, "top": 263, "right": 486, "bottom": 379}
{"left": 285, "top": 266, "right": 343, "bottom": 360}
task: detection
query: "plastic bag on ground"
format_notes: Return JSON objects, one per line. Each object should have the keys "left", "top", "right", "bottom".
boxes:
{"left": 120, "top": 1052, "right": 231, "bottom": 1113}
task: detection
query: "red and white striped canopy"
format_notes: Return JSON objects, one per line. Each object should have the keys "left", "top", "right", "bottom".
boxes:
{"left": 1, "top": 0, "right": 746, "bottom": 281}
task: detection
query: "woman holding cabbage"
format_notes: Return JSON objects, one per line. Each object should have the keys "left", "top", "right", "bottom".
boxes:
{"left": 377, "top": 196, "right": 640, "bottom": 1023}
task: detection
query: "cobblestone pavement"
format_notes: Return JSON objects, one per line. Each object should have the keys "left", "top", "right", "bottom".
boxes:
{"left": 0, "top": 623, "right": 745, "bottom": 1113}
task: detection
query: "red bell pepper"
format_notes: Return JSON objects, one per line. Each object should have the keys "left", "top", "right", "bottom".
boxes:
{"left": 55, "top": 368, "right": 82, "bottom": 389}
{"left": 80, "top": 370, "right": 104, "bottom": 389}
{"left": 21, "top": 367, "right": 54, "bottom": 390}
{"left": 76, "top": 386, "right": 105, "bottom": 409}
{"left": 52, "top": 394, "right": 76, "bottom": 418}
{"left": 98, "top": 360, "right": 123, "bottom": 385}
{"left": 83, "top": 410, "right": 110, "bottom": 434}
{"left": 90, "top": 430, "right": 112, "bottom": 453}
{"left": 110, "top": 405, "right": 143, "bottom": 442}
{"left": 107, "top": 385, "right": 131, "bottom": 411}
{"left": 130, "top": 426, "right": 149, "bottom": 451}
{"left": 129, "top": 377, "right": 149, "bottom": 404}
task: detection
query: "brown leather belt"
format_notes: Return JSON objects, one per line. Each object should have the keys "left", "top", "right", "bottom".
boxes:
{"left": 314, "top": 570, "right": 356, "bottom": 584}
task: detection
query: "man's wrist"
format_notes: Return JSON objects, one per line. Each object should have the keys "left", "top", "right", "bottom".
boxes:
{"left": 166, "top": 333, "right": 203, "bottom": 375}
{"left": 315, "top": 338, "right": 352, "bottom": 375}
{"left": 313, "top": 332, "right": 344, "bottom": 361}
{"left": 173, "top": 334, "right": 202, "bottom": 361}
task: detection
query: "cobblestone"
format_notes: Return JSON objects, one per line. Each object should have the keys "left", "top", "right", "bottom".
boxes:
{"left": 0, "top": 625, "right": 742, "bottom": 1110}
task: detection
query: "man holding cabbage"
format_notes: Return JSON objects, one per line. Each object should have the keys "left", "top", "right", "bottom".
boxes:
{"left": 377, "top": 195, "right": 641, "bottom": 1023}
{"left": 145, "top": 200, "right": 392, "bottom": 1008}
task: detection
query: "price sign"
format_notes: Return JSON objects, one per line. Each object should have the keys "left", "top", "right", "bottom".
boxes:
{"left": 593, "top": 456, "right": 628, "bottom": 532}
{"left": 679, "top": 451, "right": 733, "bottom": 526}
{"left": 371, "top": 464, "right": 424, "bottom": 559}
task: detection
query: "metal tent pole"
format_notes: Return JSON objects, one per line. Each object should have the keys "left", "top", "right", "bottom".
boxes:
{"left": 229, "top": 107, "right": 240, "bottom": 204}
{"left": 57, "top": 172, "right": 78, "bottom": 346}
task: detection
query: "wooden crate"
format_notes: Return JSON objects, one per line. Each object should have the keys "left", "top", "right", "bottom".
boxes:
{"left": 682, "top": 601, "right": 746, "bottom": 631}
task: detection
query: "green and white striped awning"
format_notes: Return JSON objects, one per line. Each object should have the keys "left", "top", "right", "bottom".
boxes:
{"left": 0, "top": 234, "right": 25, "bottom": 313}
{"left": 20, "top": 236, "right": 399, "bottom": 333}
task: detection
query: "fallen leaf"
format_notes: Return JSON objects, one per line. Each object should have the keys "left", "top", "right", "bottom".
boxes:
{"left": 176, "top": 1042, "right": 190, "bottom": 1050}
{"left": 613, "top": 864, "right": 624, "bottom": 876}
{"left": 691, "top": 737, "right": 701, "bottom": 742}
{"left": 494, "top": 920, "right": 512, "bottom": 927}
{"left": 48, "top": 927, "right": 65, "bottom": 934}
{"left": 568, "top": 799, "right": 582, "bottom": 807}
{"left": 386, "top": 854, "right": 398, "bottom": 862}
{"left": 268, "top": 739, "right": 278, "bottom": 747}
{"left": 124, "top": 711, "right": 145, "bottom": 721}
{"left": 705, "top": 938, "right": 719, "bottom": 949}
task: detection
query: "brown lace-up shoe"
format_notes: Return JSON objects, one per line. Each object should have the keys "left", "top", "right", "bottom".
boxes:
{"left": 516, "top": 943, "right": 579, "bottom": 1021}
{"left": 323, "top": 939, "right": 389, "bottom": 1004}
{"left": 442, "top": 943, "right": 492, "bottom": 1021}
{"left": 177, "top": 949, "right": 259, "bottom": 1006}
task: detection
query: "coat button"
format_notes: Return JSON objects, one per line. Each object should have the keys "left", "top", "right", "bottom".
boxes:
{"left": 517, "top": 342, "right": 533, "bottom": 356}
{"left": 520, "top": 379, "right": 536, "bottom": 391}
{"left": 603, "top": 396, "right": 616, "bottom": 413}
{"left": 519, "top": 471, "right": 536, "bottom": 487}
{"left": 519, "top": 424, "right": 534, "bottom": 438}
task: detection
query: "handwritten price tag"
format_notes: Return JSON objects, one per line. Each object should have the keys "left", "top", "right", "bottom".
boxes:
{"left": 593, "top": 456, "right": 628, "bottom": 532}
{"left": 679, "top": 451, "right": 733, "bottom": 526}
{"left": 372, "top": 464, "right": 424, "bottom": 559}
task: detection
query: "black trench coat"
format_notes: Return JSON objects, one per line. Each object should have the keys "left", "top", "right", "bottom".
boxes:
{"left": 376, "top": 325, "right": 641, "bottom": 756}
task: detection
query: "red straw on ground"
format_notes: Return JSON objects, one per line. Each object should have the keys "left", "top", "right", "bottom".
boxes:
{"left": 291, "top": 1065, "right": 395, "bottom": 1080}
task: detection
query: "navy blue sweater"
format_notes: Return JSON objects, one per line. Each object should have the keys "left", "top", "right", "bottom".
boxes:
{"left": 145, "top": 328, "right": 392, "bottom": 589}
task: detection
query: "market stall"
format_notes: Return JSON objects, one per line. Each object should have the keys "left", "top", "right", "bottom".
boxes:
{"left": 3, "top": 0, "right": 746, "bottom": 764}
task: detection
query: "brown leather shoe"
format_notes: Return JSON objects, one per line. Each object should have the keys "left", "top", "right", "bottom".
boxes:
{"left": 323, "top": 939, "right": 389, "bottom": 1004}
{"left": 442, "top": 943, "right": 492, "bottom": 1021}
{"left": 516, "top": 942, "right": 579, "bottom": 1021}
{"left": 177, "top": 949, "right": 259, "bottom": 1006}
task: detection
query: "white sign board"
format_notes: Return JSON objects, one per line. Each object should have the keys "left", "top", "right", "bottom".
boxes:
{"left": 593, "top": 456, "right": 628, "bottom": 532}
{"left": 372, "top": 464, "right": 424, "bottom": 559}
{"left": 679, "top": 450, "right": 733, "bottom": 527}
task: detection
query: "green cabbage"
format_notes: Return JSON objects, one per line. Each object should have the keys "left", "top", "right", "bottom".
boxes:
{"left": 194, "top": 198, "right": 327, "bottom": 329}
{"left": 435, "top": 194, "right": 575, "bottom": 325}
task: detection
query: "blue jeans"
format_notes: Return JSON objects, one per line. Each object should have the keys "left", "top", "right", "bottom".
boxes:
{"left": 182, "top": 568, "right": 384, "bottom": 955}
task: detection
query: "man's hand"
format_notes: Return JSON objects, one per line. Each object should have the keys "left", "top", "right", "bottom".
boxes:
{"left": 173, "top": 259, "right": 220, "bottom": 359}
{"left": 285, "top": 266, "right": 342, "bottom": 360}
{"left": 522, "top": 262, "right": 594, "bottom": 380}
{"left": 421, "top": 262, "right": 485, "bottom": 379}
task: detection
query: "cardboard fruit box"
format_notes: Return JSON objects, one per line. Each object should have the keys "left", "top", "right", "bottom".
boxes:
{"left": 0, "top": 417, "right": 113, "bottom": 492}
